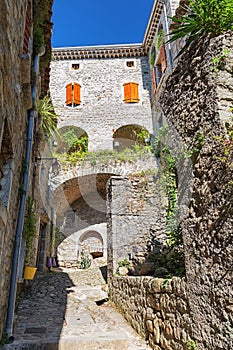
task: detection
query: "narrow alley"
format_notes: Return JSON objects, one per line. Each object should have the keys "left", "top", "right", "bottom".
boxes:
{"left": 4, "top": 266, "right": 150, "bottom": 350}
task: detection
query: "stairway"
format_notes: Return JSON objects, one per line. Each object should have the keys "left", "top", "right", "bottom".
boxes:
{"left": 3, "top": 267, "right": 150, "bottom": 350}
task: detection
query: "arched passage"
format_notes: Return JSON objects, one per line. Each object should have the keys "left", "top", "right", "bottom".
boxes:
{"left": 52, "top": 173, "right": 113, "bottom": 268}
{"left": 56, "top": 223, "right": 107, "bottom": 268}
{"left": 113, "top": 124, "right": 150, "bottom": 151}
{"left": 79, "top": 230, "right": 104, "bottom": 258}
{"left": 52, "top": 173, "right": 112, "bottom": 232}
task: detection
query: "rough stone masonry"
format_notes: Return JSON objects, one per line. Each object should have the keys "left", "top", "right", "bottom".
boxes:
{"left": 160, "top": 32, "right": 233, "bottom": 350}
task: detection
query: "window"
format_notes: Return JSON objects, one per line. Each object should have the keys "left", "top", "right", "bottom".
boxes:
{"left": 126, "top": 61, "right": 135, "bottom": 68}
{"left": 123, "top": 82, "right": 139, "bottom": 103}
{"left": 71, "top": 64, "right": 80, "bottom": 70}
{"left": 66, "top": 82, "right": 81, "bottom": 107}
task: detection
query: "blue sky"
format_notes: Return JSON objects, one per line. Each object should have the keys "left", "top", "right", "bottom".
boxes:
{"left": 52, "top": 0, "right": 154, "bottom": 48}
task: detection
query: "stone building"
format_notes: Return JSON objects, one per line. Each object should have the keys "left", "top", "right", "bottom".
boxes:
{"left": 48, "top": 0, "right": 182, "bottom": 274}
{"left": 49, "top": 43, "right": 160, "bottom": 268}
{"left": 50, "top": 1, "right": 233, "bottom": 349}
{"left": 0, "top": 0, "right": 53, "bottom": 339}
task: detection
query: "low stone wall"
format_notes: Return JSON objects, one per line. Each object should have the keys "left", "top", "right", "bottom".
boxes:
{"left": 110, "top": 276, "right": 192, "bottom": 350}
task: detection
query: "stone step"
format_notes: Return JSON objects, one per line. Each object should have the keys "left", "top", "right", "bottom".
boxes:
{"left": 3, "top": 337, "right": 129, "bottom": 350}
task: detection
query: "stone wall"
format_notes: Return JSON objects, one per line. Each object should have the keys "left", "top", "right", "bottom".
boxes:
{"left": 160, "top": 33, "right": 233, "bottom": 350}
{"left": 0, "top": 0, "right": 32, "bottom": 338}
{"left": 0, "top": 0, "right": 53, "bottom": 339}
{"left": 107, "top": 172, "right": 167, "bottom": 276}
{"left": 110, "top": 276, "right": 192, "bottom": 350}
{"left": 50, "top": 56, "right": 153, "bottom": 151}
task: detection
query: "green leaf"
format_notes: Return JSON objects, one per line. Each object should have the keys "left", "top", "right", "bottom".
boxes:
{"left": 168, "top": 0, "right": 233, "bottom": 57}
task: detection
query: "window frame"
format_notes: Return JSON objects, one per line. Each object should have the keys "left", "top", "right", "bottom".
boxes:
{"left": 125, "top": 60, "right": 136, "bottom": 69}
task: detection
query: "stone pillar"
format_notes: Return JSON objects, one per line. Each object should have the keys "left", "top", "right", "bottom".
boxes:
{"left": 107, "top": 174, "right": 167, "bottom": 278}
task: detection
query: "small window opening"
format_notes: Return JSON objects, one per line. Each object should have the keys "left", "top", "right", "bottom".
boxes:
{"left": 72, "top": 64, "right": 80, "bottom": 70}
{"left": 126, "top": 61, "right": 134, "bottom": 68}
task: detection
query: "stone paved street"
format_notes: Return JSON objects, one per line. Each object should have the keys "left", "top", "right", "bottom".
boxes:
{"left": 4, "top": 267, "right": 151, "bottom": 350}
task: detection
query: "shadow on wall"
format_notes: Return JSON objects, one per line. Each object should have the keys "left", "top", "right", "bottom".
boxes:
{"left": 11, "top": 271, "right": 74, "bottom": 349}
{"left": 59, "top": 195, "right": 106, "bottom": 234}
{"left": 140, "top": 56, "right": 151, "bottom": 91}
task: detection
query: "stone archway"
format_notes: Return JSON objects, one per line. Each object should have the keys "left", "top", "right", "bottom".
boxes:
{"left": 79, "top": 230, "right": 105, "bottom": 259}
{"left": 53, "top": 125, "right": 88, "bottom": 155}
{"left": 113, "top": 124, "right": 150, "bottom": 151}
{"left": 56, "top": 223, "right": 107, "bottom": 268}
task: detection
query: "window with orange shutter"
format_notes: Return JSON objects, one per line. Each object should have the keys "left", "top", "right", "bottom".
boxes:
{"left": 153, "top": 44, "right": 167, "bottom": 89}
{"left": 66, "top": 82, "right": 81, "bottom": 107}
{"left": 160, "top": 44, "right": 167, "bottom": 73}
{"left": 123, "top": 82, "right": 139, "bottom": 103}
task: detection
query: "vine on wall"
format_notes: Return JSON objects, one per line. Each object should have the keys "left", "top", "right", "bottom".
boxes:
{"left": 23, "top": 196, "right": 37, "bottom": 265}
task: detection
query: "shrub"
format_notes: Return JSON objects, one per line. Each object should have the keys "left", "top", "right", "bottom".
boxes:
{"left": 169, "top": 0, "right": 233, "bottom": 56}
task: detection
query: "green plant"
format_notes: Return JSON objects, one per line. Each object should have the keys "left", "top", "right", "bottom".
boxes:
{"left": 18, "top": 185, "right": 26, "bottom": 197}
{"left": 61, "top": 129, "right": 88, "bottom": 154}
{"left": 211, "top": 49, "right": 230, "bottom": 77}
{"left": 155, "top": 28, "right": 164, "bottom": 49}
{"left": 38, "top": 95, "right": 58, "bottom": 137}
{"left": 54, "top": 144, "right": 152, "bottom": 168}
{"left": 133, "top": 127, "right": 151, "bottom": 144}
{"left": 186, "top": 338, "right": 198, "bottom": 350}
{"left": 0, "top": 332, "right": 9, "bottom": 345}
{"left": 150, "top": 51, "right": 156, "bottom": 66}
{"left": 155, "top": 125, "right": 205, "bottom": 246}
{"left": 23, "top": 196, "right": 37, "bottom": 265}
{"left": 33, "top": 27, "right": 44, "bottom": 55}
{"left": 118, "top": 258, "right": 130, "bottom": 268}
{"left": 155, "top": 126, "right": 183, "bottom": 247}
{"left": 80, "top": 251, "right": 91, "bottom": 269}
{"left": 169, "top": 0, "right": 233, "bottom": 57}
{"left": 32, "top": 0, "right": 49, "bottom": 55}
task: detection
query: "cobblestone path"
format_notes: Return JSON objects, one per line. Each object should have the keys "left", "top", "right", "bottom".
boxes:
{"left": 4, "top": 267, "right": 151, "bottom": 350}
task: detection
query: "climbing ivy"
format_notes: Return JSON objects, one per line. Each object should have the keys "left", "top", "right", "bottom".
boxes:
{"left": 155, "top": 126, "right": 181, "bottom": 246}
{"left": 23, "top": 196, "right": 37, "bottom": 265}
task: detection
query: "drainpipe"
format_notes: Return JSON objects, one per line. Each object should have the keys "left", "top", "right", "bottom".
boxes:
{"left": 5, "top": 53, "right": 41, "bottom": 338}
{"left": 160, "top": 0, "right": 173, "bottom": 69}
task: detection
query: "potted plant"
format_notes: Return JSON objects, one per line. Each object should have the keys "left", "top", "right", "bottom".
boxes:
{"left": 23, "top": 196, "right": 37, "bottom": 279}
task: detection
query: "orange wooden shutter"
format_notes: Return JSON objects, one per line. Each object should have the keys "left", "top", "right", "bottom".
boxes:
{"left": 160, "top": 44, "right": 167, "bottom": 73}
{"left": 124, "top": 83, "right": 131, "bottom": 102}
{"left": 131, "top": 82, "right": 139, "bottom": 102}
{"left": 73, "top": 83, "right": 81, "bottom": 105}
{"left": 152, "top": 68, "right": 157, "bottom": 92}
{"left": 66, "top": 83, "right": 73, "bottom": 105}
{"left": 124, "top": 82, "right": 139, "bottom": 103}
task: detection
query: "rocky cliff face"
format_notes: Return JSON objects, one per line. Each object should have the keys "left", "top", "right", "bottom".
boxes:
{"left": 160, "top": 32, "right": 233, "bottom": 350}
